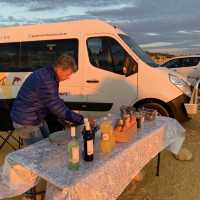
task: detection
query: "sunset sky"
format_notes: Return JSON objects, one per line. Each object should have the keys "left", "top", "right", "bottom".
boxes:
{"left": 0, "top": 0, "right": 200, "bottom": 54}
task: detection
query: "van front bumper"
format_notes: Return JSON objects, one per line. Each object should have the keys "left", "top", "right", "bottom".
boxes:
{"left": 167, "top": 94, "right": 190, "bottom": 122}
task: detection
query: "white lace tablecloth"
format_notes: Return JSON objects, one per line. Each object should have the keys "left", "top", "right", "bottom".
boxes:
{"left": 0, "top": 117, "right": 185, "bottom": 200}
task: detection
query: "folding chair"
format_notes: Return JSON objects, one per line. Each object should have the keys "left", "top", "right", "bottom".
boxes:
{"left": 0, "top": 99, "right": 23, "bottom": 151}
{"left": 0, "top": 100, "right": 47, "bottom": 199}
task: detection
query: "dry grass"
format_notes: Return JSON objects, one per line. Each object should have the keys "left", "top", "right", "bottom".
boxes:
{"left": 1, "top": 114, "right": 200, "bottom": 200}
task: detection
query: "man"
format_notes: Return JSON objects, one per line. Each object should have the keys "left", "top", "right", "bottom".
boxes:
{"left": 11, "top": 53, "right": 84, "bottom": 144}
{"left": 11, "top": 53, "right": 84, "bottom": 199}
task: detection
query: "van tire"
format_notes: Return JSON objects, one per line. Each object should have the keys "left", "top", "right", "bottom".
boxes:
{"left": 136, "top": 102, "right": 170, "bottom": 117}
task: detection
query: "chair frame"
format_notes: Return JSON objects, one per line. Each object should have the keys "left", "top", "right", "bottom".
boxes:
{"left": 0, "top": 131, "right": 23, "bottom": 150}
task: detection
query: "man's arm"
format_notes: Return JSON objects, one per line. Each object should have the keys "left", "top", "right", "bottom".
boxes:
{"left": 39, "top": 80, "right": 84, "bottom": 125}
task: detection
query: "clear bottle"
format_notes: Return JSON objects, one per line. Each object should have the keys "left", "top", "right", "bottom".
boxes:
{"left": 124, "top": 113, "right": 131, "bottom": 129}
{"left": 116, "top": 119, "right": 124, "bottom": 132}
{"left": 100, "top": 117, "right": 114, "bottom": 153}
{"left": 107, "top": 113, "right": 116, "bottom": 149}
{"left": 83, "top": 121, "right": 94, "bottom": 161}
{"left": 68, "top": 126, "right": 80, "bottom": 170}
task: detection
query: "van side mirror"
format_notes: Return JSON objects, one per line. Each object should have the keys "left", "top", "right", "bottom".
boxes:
{"left": 123, "top": 56, "right": 138, "bottom": 77}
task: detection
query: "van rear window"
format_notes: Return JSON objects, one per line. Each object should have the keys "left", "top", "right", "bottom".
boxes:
{"left": 0, "top": 42, "right": 20, "bottom": 72}
{"left": 0, "top": 39, "right": 78, "bottom": 72}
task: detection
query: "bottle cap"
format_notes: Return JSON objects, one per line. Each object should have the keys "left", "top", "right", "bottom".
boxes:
{"left": 107, "top": 113, "right": 112, "bottom": 117}
{"left": 84, "top": 118, "right": 89, "bottom": 123}
{"left": 71, "top": 126, "right": 76, "bottom": 137}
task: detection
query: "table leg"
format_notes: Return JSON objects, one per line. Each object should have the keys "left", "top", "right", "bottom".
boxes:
{"left": 18, "top": 137, "right": 23, "bottom": 149}
{"left": 156, "top": 153, "right": 161, "bottom": 176}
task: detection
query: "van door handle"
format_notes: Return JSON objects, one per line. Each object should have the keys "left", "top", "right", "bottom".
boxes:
{"left": 86, "top": 80, "right": 99, "bottom": 83}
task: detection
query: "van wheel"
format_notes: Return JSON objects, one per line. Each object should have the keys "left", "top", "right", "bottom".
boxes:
{"left": 136, "top": 102, "right": 170, "bottom": 117}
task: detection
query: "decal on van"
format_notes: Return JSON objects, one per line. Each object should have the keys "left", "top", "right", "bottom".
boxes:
{"left": 0, "top": 75, "right": 7, "bottom": 86}
{"left": 12, "top": 77, "right": 22, "bottom": 85}
{"left": 0, "top": 73, "right": 13, "bottom": 98}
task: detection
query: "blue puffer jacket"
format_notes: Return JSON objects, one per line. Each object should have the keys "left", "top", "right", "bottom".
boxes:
{"left": 11, "top": 66, "right": 84, "bottom": 126}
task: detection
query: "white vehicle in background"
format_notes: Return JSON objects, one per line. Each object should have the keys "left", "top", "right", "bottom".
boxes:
{"left": 0, "top": 19, "right": 194, "bottom": 131}
{"left": 160, "top": 55, "right": 200, "bottom": 85}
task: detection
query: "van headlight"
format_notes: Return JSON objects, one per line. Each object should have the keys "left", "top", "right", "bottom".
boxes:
{"left": 169, "top": 74, "right": 192, "bottom": 97}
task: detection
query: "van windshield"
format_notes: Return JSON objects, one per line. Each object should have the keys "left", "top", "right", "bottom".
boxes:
{"left": 119, "top": 34, "right": 159, "bottom": 67}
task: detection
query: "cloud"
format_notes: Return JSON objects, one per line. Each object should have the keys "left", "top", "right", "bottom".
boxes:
{"left": 191, "top": 44, "right": 200, "bottom": 47}
{"left": 176, "top": 30, "right": 191, "bottom": 34}
{"left": 193, "top": 30, "right": 200, "bottom": 33}
{"left": 140, "top": 42, "right": 174, "bottom": 48}
{"left": 0, "top": 0, "right": 200, "bottom": 54}
{"left": 8, "top": 16, "right": 16, "bottom": 22}
{"left": 144, "top": 33, "right": 160, "bottom": 36}
{"left": 29, "top": 6, "right": 55, "bottom": 12}
{"left": 145, "top": 47, "right": 191, "bottom": 54}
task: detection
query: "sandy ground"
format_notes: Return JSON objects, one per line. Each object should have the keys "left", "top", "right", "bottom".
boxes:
{"left": 1, "top": 114, "right": 200, "bottom": 200}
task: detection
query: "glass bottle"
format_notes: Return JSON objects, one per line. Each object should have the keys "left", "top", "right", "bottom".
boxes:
{"left": 83, "top": 121, "right": 94, "bottom": 161}
{"left": 107, "top": 113, "right": 116, "bottom": 148}
{"left": 68, "top": 126, "right": 80, "bottom": 170}
{"left": 100, "top": 117, "right": 114, "bottom": 154}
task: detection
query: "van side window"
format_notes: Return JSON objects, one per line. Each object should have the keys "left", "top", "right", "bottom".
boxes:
{"left": 0, "top": 39, "right": 78, "bottom": 72}
{"left": 0, "top": 43, "right": 20, "bottom": 72}
{"left": 20, "top": 39, "right": 78, "bottom": 72}
{"left": 87, "top": 37, "right": 137, "bottom": 75}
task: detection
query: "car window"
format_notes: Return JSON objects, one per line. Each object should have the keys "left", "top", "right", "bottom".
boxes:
{"left": 190, "top": 57, "right": 200, "bottom": 66}
{"left": 163, "top": 59, "right": 180, "bottom": 68}
{"left": 87, "top": 36, "right": 137, "bottom": 75}
{"left": 119, "top": 34, "right": 159, "bottom": 67}
{"left": 181, "top": 58, "right": 194, "bottom": 67}
{"left": 163, "top": 57, "right": 200, "bottom": 69}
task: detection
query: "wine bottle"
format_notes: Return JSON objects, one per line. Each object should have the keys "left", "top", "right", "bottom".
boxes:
{"left": 68, "top": 126, "right": 80, "bottom": 170}
{"left": 83, "top": 121, "right": 94, "bottom": 161}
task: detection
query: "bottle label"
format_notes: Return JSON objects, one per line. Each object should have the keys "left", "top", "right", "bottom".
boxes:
{"left": 72, "top": 147, "right": 79, "bottom": 163}
{"left": 87, "top": 140, "right": 94, "bottom": 155}
{"left": 102, "top": 133, "right": 109, "bottom": 141}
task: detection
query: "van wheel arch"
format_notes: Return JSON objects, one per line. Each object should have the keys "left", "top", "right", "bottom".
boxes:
{"left": 133, "top": 98, "right": 174, "bottom": 117}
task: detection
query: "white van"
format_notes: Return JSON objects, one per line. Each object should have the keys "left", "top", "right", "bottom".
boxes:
{"left": 0, "top": 19, "right": 192, "bottom": 125}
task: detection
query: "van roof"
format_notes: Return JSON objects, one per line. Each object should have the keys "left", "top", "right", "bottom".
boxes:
{"left": 0, "top": 19, "right": 123, "bottom": 43}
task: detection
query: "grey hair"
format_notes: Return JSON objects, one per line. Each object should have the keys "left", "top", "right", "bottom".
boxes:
{"left": 54, "top": 53, "right": 77, "bottom": 72}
